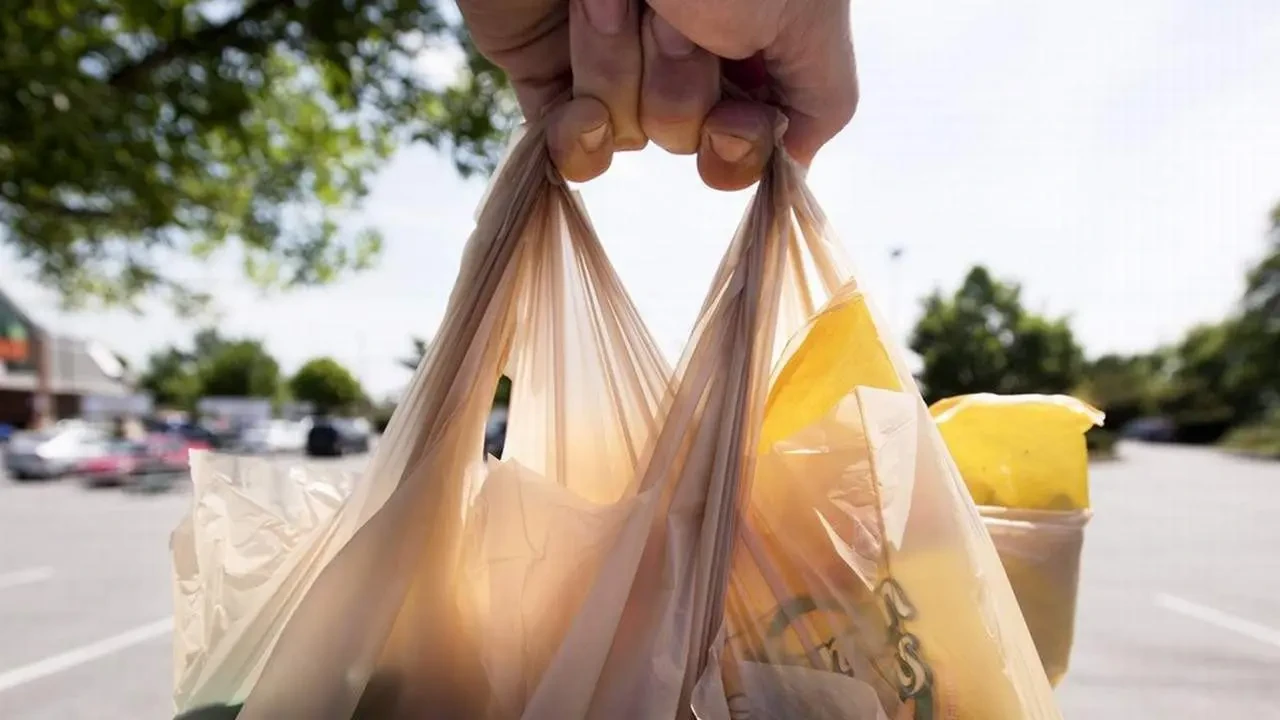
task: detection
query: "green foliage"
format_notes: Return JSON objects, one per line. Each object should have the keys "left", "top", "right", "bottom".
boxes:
{"left": 140, "top": 327, "right": 280, "bottom": 405}
{"left": 0, "top": 0, "right": 517, "bottom": 310}
{"left": 197, "top": 337, "right": 280, "bottom": 398}
{"left": 915, "top": 204, "right": 1276, "bottom": 447}
{"left": 1234, "top": 202, "right": 1280, "bottom": 405}
{"left": 910, "top": 266, "right": 1085, "bottom": 402}
{"left": 1156, "top": 318, "right": 1266, "bottom": 442}
{"left": 400, "top": 335, "right": 430, "bottom": 370}
{"left": 1085, "top": 427, "right": 1119, "bottom": 459}
{"left": 137, "top": 346, "right": 201, "bottom": 409}
{"left": 289, "top": 356, "right": 364, "bottom": 413}
{"left": 1151, "top": 207, "right": 1280, "bottom": 443}
{"left": 1077, "top": 353, "right": 1166, "bottom": 430}
{"left": 1220, "top": 411, "right": 1280, "bottom": 459}
{"left": 192, "top": 327, "right": 231, "bottom": 360}
{"left": 370, "top": 398, "right": 397, "bottom": 433}
{"left": 1243, "top": 202, "right": 1280, "bottom": 322}
{"left": 493, "top": 374, "right": 512, "bottom": 406}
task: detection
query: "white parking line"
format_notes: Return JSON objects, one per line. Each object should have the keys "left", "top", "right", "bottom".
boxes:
{"left": 0, "top": 618, "right": 173, "bottom": 694}
{"left": 0, "top": 566, "right": 54, "bottom": 590}
{"left": 1155, "top": 593, "right": 1280, "bottom": 650}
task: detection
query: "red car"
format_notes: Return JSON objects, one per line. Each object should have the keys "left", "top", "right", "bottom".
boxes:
{"left": 78, "top": 441, "right": 144, "bottom": 487}
{"left": 173, "top": 430, "right": 212, "bottom": 457}
{"left": 78, "top": 435, "right": 193, "bottom": 488}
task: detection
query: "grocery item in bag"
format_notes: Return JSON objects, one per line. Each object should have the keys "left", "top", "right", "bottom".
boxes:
{"left": 980, "top": 506, "right": 1090, "bottom": 686}
{"left": 931, "top": 393, "right": 1102, "bottom": 685}
{"left": 931, "top": 393, "right": 1101, "bottom": 511}
{"left": 171, "top": 118, "right": 1059, "bottom": 720}
{"left": 713, "top": 291, "right": 1060, "bottom": 719}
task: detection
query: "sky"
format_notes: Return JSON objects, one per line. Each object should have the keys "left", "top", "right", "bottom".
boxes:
{"left": 2, "top": 0, "right": 1279, "bottom": 399}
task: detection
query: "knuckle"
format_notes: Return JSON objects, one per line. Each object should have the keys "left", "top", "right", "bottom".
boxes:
{"left": 830, "top": 86, "right": 859, "bottom": 127}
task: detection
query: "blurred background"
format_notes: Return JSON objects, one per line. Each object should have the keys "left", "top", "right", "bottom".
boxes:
{"left": 0, "top": 0, "right": 1277, "bottom": 718}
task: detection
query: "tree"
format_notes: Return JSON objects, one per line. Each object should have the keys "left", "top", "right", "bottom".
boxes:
{"left": 192, "top": 327, "right": 230, "bottom": 360}
{"left": 1242, "top": 202, "right": 1280, "bottom": 322}
{"left": 137, "top": 346, "right": 201, "bottom": 409}
{"left": 1155, "top": 202, "right": 1280, "bottom": 442}
{"left": 1076, "top": 353, "right": 1166, "bottom": 430}
{"left": 400, "top": 335, "right": 431, "bottom": 371}
{"left": 197, "top": 339, "right": 280, "bottom": 397}
{"left": 1154, "top": 321, "right": 1260, "bottom": 442}
{"left": 290, "top": 356, "right": 364, "bottom": 413}
{"left": 1236, "top": 201, "right": 1280, "bottom": 406}
{"left": 910, "top": 266, "right": 1085, "bottom": 402}
{"left": 369, "top": 396, "right": 397, "bottom": 433}
{"left": 1, "top": 0, "right": 516, "bottom": 310}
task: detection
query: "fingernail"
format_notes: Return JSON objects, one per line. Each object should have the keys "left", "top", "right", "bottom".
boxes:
{"left": 652, "top": 15, "right": 694, "bottom": 57}
{"left": 584, "top": 0, "right": 627, "bottom": 35}
{"left": 580, "top": 122, "right": 610, "bottom": 153}
{"left": 709, "top": 132, "right": 753, "bottom": 163}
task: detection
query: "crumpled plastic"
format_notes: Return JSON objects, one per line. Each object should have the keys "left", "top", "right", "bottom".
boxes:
{"left": 170, "top": 119, "right": 1060, "bottom": 720}
{"left": 930, "top": 393, "right": 1102, "bottom": 511}
{"left": 931, "top": 393, "right": 1103, "bottom": 685}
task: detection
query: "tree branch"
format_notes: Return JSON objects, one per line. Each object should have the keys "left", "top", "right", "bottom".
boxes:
{"left": 107, "top": 0, "right": 298, "bottom": 89}
{"left": 3, "top": 194, "right": 115, "bottom": 221}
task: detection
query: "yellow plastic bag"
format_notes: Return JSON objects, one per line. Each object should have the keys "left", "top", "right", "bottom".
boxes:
{"left": 716, "top": 270, "right": 1061, "bottom": 719}
{"left": 929, "top": 394, "right": 1103, "bottom": 685}
{"left": 929, "top": 393, "right": 1102, "bottom": 511}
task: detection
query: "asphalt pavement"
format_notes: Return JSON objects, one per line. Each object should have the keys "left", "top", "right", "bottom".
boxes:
{"left": 0, "top": 443, "right": 1277, "bottom": 718}
{"left": 1056, "top": 444, "right": 1280, "bottom": 717}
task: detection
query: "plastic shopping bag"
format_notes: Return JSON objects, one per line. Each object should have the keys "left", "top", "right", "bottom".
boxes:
{"left": 930, "top": 393, "right": 1101, "bottom": 511}
{"left": 171, "top": 117, "right": 1059, "bottom": 720}
{"left": 171, "top": 454, "right": 357, "bottom": 711}
{"left": 712, "top": 296, "right": 1061, "bottom": 719}
{"left": 930, "top": 393, "right": 1102, "bottom": 685}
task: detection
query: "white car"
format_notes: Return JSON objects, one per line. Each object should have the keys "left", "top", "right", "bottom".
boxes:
{"left": 4, "top": 422, "right": 108, "bottom": 480}
{"left": 238, "top": 419, "right": 308, "bottom": 455}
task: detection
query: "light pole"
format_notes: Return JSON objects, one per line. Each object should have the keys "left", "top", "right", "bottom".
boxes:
{"left": 889, "top": 246, "right": 907, "bottom": 343}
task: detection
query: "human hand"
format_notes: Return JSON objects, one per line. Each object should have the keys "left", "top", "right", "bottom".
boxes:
{"left": 456, "top": 0, "right": 857, "bottom": 190}
{"left": 645, "top": 0, "right": 858, "bottom": 189}
{"left": 456, "top": 0, "right": 646, "bottom": 183}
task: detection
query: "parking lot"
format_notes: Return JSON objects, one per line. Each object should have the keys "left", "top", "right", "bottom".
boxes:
{"left": 1, "top": 444, "right": 1278, "bottom": 718}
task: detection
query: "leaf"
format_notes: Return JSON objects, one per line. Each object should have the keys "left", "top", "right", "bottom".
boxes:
{"left": 0, "top": 0, "right": 516, "bottom": 309}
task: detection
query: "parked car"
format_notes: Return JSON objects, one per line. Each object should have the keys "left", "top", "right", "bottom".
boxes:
{"left": 1123, "top": 417, "right": 1176, "bottom": 443}
{"left": 77, "top": 440, "right": 145, "bottom": 487}
{"left": 146, "top": 433, "right": 197, "bottom": 473}
{"left": 238, "top": 419, "right": 308, "bottom": 455}
{"left": 175, "top": 428, "right": 214, "bottom": 456}
{"left": 484, "top": 407, "right": 508, "bottom": 459}
{"left": 4, "top": 422, "right": 107, "bottom": 480}
{"left": 335, "top": 419, "right": 371, "bottom": 454}
{"left": 0, "top": 423, "right": 14, "bottom": 444}
{"left": 78, "top": 435, "right": 191, "bottom": 488}
{"left": 177, "top": 423, "right": 231, "bottom": 450}
{"left": 305, "top": 417, "right": 370, "bottom": 458}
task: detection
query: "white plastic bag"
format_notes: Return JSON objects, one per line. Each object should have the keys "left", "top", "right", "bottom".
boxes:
{"left": 172, "top": 118, "right": 1058, "bottom": 720}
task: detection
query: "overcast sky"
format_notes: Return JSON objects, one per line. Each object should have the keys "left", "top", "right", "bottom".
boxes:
{"left": 3, "top": 0, "right": 1278, "bottom": 398}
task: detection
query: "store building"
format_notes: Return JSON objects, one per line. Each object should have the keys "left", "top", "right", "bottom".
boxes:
{"left": 0, "top": 288, "right": 132, "bottom": 428}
